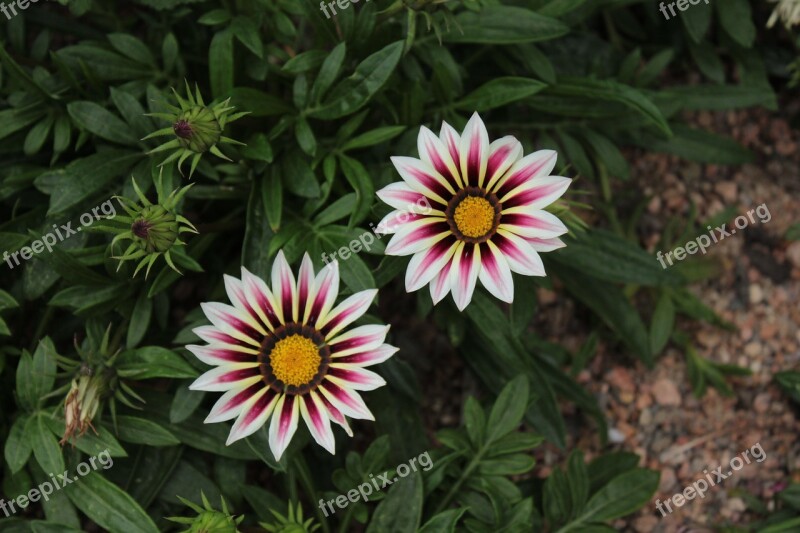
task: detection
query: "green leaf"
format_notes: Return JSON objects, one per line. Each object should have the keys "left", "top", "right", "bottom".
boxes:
{"left": 281, "top": 150, "right": 320, "bottom": 198}
{"left": 282, "top": 50, "right": 329, "bottom": 73}
{"left": 67, "top": 102, "right": 138, "bottom": 145}
{"left": 66, "top": 472, "right": 159, "bottom": 533}
{"left": 680, "top": 0, "right": 712, "bottom": 42}
{"left": 198, "top": 9, "right": 230, "bottom": 25}
{"left": 443, "top": 6, "right": 568, "bottom": 44}
{"left": 649, "top": 293, "right": 675, "bottom": 355}
{"left": 567, "top": 468, "right": 658, "bottom": 526}
{"left": 587, "top": 452, "right": 641, "bottom": 494}
{"left": 30, "top": 414, "right": 65, "bottom": 476}
{"left": 231, "top": 17, "right": 263, "bottom": 58}
{"left": 107, "top": 33, "right": 155, "bottom": 66}
{"left": 717, "top": 0, "right": 755, "bottom": 47}
{"left": 418, "top": 508, "right": 467, "bottom": 533}
{"left": 658, "top": 85, "right": 777, "bottom": 111}
{"left": 210, "top": 29, "right": 234, "bottom": 98}
{"left": 311, "top": 41, "right": 404, "bottom": 120}
{"left": 43, "top": 417, "right": 128, "bottom": 458}
{"left": 126, "top": 290, "right": 152, "bottom": 348}
{"left": 310, "top": 42, "right": 346, "bottom": 104}
{"left": 486, "top": 375, "right": 529, "bottom": 443}
{"left": 549, "top": 78, "right": 671, "bottom": 136}
{"left": 263, "top": 170, "right": 283, "bottom": 232}
{"left": 640, "top": 124, "right": 754, "bottom": 164}
{"left": 114, "top": 416, "right": 180, "bottom": 446}
{"left": 342, "top": 125, "right": 406, "bottom": 151}
{"left": 170, "top": 384, "right": 205, "bottom": 424}
{"left": 366, "top": 471, "right": 423, "bottom": 533}
{"left": 16, "top": 339, "right": 57, "bottom": 411}
{"left": 5, "top": 415, "right": 33, "bottom": 473}
{"left": 230, "top": 87, "right": 294, "bottom": 116}
{"left": 116, "top": 346, "right": 198, "bottom": 379}
{"left": 454, "top": 77, "right": 546, "bottom": 112}
{"left": 688, "top": 39, "right": 724, "bottom": 83}
{"left": 338, "top": 154, "right": 374, "bottom": 226}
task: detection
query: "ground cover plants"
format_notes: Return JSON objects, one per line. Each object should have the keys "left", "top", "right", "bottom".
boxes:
{"left": 0, "top": 0, "right": 797, "bottom": 531}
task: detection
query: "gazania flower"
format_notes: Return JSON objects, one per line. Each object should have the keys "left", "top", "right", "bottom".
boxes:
{"left": 188, "top": 252, "right": 396, "bottom": 461}
{"left": 376, "top": 112, "right": 571, "bottom": 311}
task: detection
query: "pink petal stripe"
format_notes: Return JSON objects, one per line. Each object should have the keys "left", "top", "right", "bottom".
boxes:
{"left": 384, "top": 218, "right": 451, "bottom": 256}
{"left": 270, "top": 250, "right": 296, "bottom": 324}
{"left": 241, "top": 267, "right": 281, "bottom": 331}
{"left": 377, "top": 182, "right": 444, "bottom": 212}
{"left": 296, "top": 253, "right": 315, "bottom": 324}
{"left": 404, "top": 237, "right": 458, "bottom": 292}
{"left": 418, "top": 126, "right": 462, "bottom": 191}
{"left": 187, "top": 344, "right": 257, "bottom": 366}
{"left": 317, "top": 389, "right": 353, "bottom": 436}
{"left": 318, "top": 382, "right": 374, "bottom": 421}
{"left": 499, "top": 209, "right": 568, "bottom": 239}
{"left": 190, "top": 365, "right": 261, "bottom": 392}
{"left": 193, "top": 326, "right": 256, "bottom": 350}
{"left": 223, "top": 275, "right": 267, "bottom": 334}
{"left": 440, "top": 121, "right": 462, "bottom": 174}
{"left": 206, "top": 383, "right": 267, "bottom": 423}
{"left": 501, "top": 175, "right": 572, "bottom": 209}
{"left": 376, "top": 210, "right": 429, "bottom": 236}
{"left": 429, "top": 257, "right": 454, "bottom": 305}
{"left": 485, "top": 136, "right": 523, "bottom": 191}
{"left": 459, "top": 113, "right": 490, "bottom": 188}
{"left": 200, "top": 303, "right": 262, "bottom": 347}
{"left": 319, "top": 289, "right": 378, "bottom": 340}
{"left": 225, "top": 388, "right": 280, "bottom": 445}
{"left": 329, "top": 324, "right": 389, "bottom": 357}
{"left": 300, "top": 392, "right": 335, "bottom": 454}
{"left": 390, "top": 156, "right": 454, "bottom": 205}
{"left": 307, "top": 261, "right": 339, "bottom": 328}
{"left": 449, "top": 242, "right": 481, "bottom": 311}
{"left": 493, "top": 230, "right": 545, "bottom": 276}
{"left": 268, "top": 395, "right": 300, "bottom": 461}
{"left": 492, "top": 150, "right": 557, "bottom": 200}
{"left": 327, "top": 367, "right": 386, "bottom": 391}
{"left": 334, "top": 344, "right": 399, "bottom": 367}
{"left": 477, "top": 241, "right": 514, "bottom": 303}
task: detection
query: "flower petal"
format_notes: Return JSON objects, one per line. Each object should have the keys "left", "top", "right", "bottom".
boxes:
{"left": 206, "top": 383, "right": 268, "bottom": 423}
{"left": 526, "top": 236, "right": 566, "bottom": 252}
{"left": 375, "top": 210, "right": 431, "bottom": 236}
{"left": 186, "top": 344, "right": 258, "bottom": 366}
{"left": 459, "top": 112, "right": 490, "bottom": 188}
{"left": 334, "top": 344, "right": 399, "bottom": 367}
{"left": 223, "top": 274, "right": 268, "bottom": 335}
{"left": 429, "top": 257, "right": 454, "bottom": 305}
{"left": 307, "top": 259, "right": 340, "bottom": 328}
{"left": 390, "top": 156, "right": 455, "bottom": 205}
{"left": 478, "top": 241, "right": 514, "bottom": 303}
{"left": 502, "top": 176, "right": 572, "bottom": 210}
{"left": 499, "top": 207, "right": 568, "bottom": 239}
{"left": 493, "top": 230, "right": 545, "bottom": 276}
{"left": 484, "top": 136, "right": 523, "bottom": 192}
{"left": 491, "top": 150, "right": 557, "bottom": 200}
{"left": 327, "top": 366, "right": 386, "bottom": 391}
{"left": 192, "top": 325, "right": 253, "bottom": 349}
{"left": 268, "top": 394, "right": 300, "bottom": 461}
{"left": 300, "top": 392, "right": 336, "bottom": 455}
{"left": 404, "top": 237, "right": 458, "bottom": 292}
{"left": 241, "top": 267, "right": 282, "bottom": 332}
{"left": 189, "top": 364, "right": 261, "bottom": 392}
{"left": 271, "top": 250, "right": 296, "bottom": 324}
{"left": 319, "top": 289, "right": 378, "bottom": 339}
{"left": 440, "top": 120, "right": 462, "bottom": 170}
{"left": 199, "top": 302, "right": 262, "bottom": 348}
{"left": 377, "top": 181, "right": 442, "bottom": 212}
{"left": 384, "top": 217, "right": 451, "bottom": 256}
{"left": 317, "top": 390, "right": 353, "bottom": 436}
{"left": 449, "top": 242, "right": 481, "bottom": 311}
{"left": 226, "top": 388, "right": 279, "bottom": 445}
{"left": 418, "top": 126, "right": 462, "bottom": 191}
{"left": 317, "top": 382, "right": 374, "bottom": 421}
{"left": 329, "top": 324, "right": 390, "bottom": 357}
{"left": 296, "top": 253, "right": 315, "bottom": 324}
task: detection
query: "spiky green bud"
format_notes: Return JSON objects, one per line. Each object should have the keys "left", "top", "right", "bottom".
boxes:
{"left": 168, "top": 493, "right": 243, "bottom": 533}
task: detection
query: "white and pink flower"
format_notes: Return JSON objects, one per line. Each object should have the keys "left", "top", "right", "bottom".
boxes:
{"left": 188, "top": 251, "right": 396, "bottom": 461}
{"left": 377, "top": 112, "right": 572, "bottom": 310}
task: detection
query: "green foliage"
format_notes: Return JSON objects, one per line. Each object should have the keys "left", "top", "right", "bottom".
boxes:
{"left": 0, "top": 0, "right": 787, "bottom": 531}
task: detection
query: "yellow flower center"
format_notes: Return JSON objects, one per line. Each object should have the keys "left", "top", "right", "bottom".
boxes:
{"left": 268, "top": 334, "right": 321, "bottom": 387}
{"left": 453, "top": 196, "right": 496, "bottom": 238}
